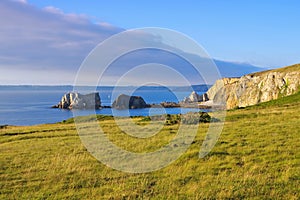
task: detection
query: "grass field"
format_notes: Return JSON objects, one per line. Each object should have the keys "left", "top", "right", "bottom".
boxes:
{"left": 1, "top": 92, "right": 300, "bottom": 199}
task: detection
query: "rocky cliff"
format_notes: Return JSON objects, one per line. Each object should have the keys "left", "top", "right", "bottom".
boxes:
{"left": 206, "top": 64, "right": 300, "bottom": 109}
{"left": 112, "top": 94, "right": 149, "bottom": 109}
{"left": 54, "top": 92, "right": 101, "bottom": 109}
{"left": 182, "top": 91, "right": 209, "bottom": 103}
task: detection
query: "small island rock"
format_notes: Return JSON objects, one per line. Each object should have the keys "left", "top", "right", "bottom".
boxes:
{"left": 54, "top": 92, "right": 101, "bottom": 109}
{"left": 112, "top": 94, "right": 149, "bottom": 109}
{"left": 183, "top": 91, "right": 209, "bottom": 103}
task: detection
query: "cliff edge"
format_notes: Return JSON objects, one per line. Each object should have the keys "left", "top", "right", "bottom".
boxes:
{"left": 206, "top": 64, "right": 300, "bottom": 109}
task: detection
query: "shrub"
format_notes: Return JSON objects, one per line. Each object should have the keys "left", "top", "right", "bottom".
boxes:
{"left": 181, "top": 112, "right": 211, "bottom": 124}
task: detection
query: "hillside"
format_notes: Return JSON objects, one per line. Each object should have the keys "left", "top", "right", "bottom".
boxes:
{"left": 206, "top": 64, "right": 300, "bottom": 109}
{"left": 0, "top": 92, "right": 299, "bottom": 199}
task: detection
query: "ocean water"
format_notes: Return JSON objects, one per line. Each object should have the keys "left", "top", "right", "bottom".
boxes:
{"left": 0, "top": 85, "right": 209, "bottom": 125}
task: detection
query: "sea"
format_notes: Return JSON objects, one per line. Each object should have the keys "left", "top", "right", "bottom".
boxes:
{"left": 0, "top": 85, "right": 209, "bottom": 126}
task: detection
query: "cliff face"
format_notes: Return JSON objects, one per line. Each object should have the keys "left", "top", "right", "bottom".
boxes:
{"left": 55, "top": 92, "right": 101, "bottom": 109}
{"left": 206, "top": 64, "right": 300, "bottom": 109}
{"left": 112, "top": 94, "right": 148, "bottom": 109}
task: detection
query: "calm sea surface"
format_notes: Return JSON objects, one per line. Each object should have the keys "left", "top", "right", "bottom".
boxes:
{"left": 0, "top": 85, "right": 209, "bottom": 125}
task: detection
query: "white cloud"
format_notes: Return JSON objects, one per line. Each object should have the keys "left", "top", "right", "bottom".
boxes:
{"left": 43, "top": 6, "right": 91, "bottom": 24}
{"left": 0, "top": 0, "right": 123, "bottom": 84}
{"left": 43, "top": 6, "right": 64, "bottom": 15}
{"left": 14, "top": 0, "right": 27, "bottom": 4}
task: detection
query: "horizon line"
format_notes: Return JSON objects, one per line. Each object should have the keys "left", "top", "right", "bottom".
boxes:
{"left": 0, "top": 84, "right": 212, "bottom": 87}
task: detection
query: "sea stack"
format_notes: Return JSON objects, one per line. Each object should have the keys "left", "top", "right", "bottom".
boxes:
{"left": 183, "top": 91, "right": 209, "bottom": 103}
{"left": 53, "top": 92, "right": 101, "bottom": 109}
{"left": 112, "top": 94, "right": 149, "bottom": 109}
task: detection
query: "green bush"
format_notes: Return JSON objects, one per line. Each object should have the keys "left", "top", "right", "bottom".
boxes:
{"left": 180, "top": 112, "right": 212, "bottom": 124}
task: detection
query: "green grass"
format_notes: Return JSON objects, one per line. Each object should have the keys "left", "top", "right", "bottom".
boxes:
{"left": 1, "top": 93, "right": 300, "bottom": 199}
{"left": 250, "top": 63, "right": 300, "bottom": 76}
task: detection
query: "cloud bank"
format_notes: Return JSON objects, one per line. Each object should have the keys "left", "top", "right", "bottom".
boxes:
{"left": 0, "top": 0, "right": 123, "bottom": 84}
{"left": 0, "top": 0, "right": 262, "bottom": 85}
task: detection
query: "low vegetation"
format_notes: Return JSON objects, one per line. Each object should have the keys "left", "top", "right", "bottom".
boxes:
{"left": 0, "top": 92, "right": 299, "bottom": 199}
{"left": 250, "top": 63, "right": 300, "bottom": 76}
{"left": 139, "top": 112, "right": 212, "bottom": 125}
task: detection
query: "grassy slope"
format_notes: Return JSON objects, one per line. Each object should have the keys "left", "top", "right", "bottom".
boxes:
{"left": 0, "top": 93, "right": 300, "bottom": 199}
{"left": 249, "top": 63, "right": 300, "bottom": 76}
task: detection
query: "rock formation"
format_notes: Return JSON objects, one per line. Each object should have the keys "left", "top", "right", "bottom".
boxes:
{"left": 183, "top": 91, "right": 209, "bottom": 103}
{"left": 54, "top": 92, "right": 101, "bottom": 109}
{"left": 112, "top": 94, "right": 149, "bottom": 109}
{"left": 160, "top": 102, "right": 181, "bottom": 108}
{"left": 205, "top": 64, "right": 300, "bottom": 109}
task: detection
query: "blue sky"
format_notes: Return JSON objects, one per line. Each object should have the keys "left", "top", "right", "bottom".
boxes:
{"left": 27, "top": 0, "right": 300, "bottom": 67}
{"left": 1, "top": 0, "right": 300, "bottom": 85}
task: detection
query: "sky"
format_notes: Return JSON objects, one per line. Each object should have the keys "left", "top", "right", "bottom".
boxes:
{"left": 26, "top": 0, "right": 300, "bottom": 67}
{"left": 1, "top": 0, "right": 300, "bottom": 85}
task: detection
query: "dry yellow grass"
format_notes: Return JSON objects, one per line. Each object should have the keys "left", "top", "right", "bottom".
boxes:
{"left": 0, "top": 92, "right": 299, "bottom": 199}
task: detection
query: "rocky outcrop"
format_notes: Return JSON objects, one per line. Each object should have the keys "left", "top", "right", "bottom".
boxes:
{"left": 112, "top": 94, "right": 149, "bottom": 109}
{"left": 54, "top": 92, "right": 101, "bottom": 109}
{"left": 160, "top": 102, "right": 181, "bottom": 108}
{"left": 183, "top": 91, "right": 209, "bottom": 103}
{"left": 205, "top": 64, "right": 300, "bottom": 109}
